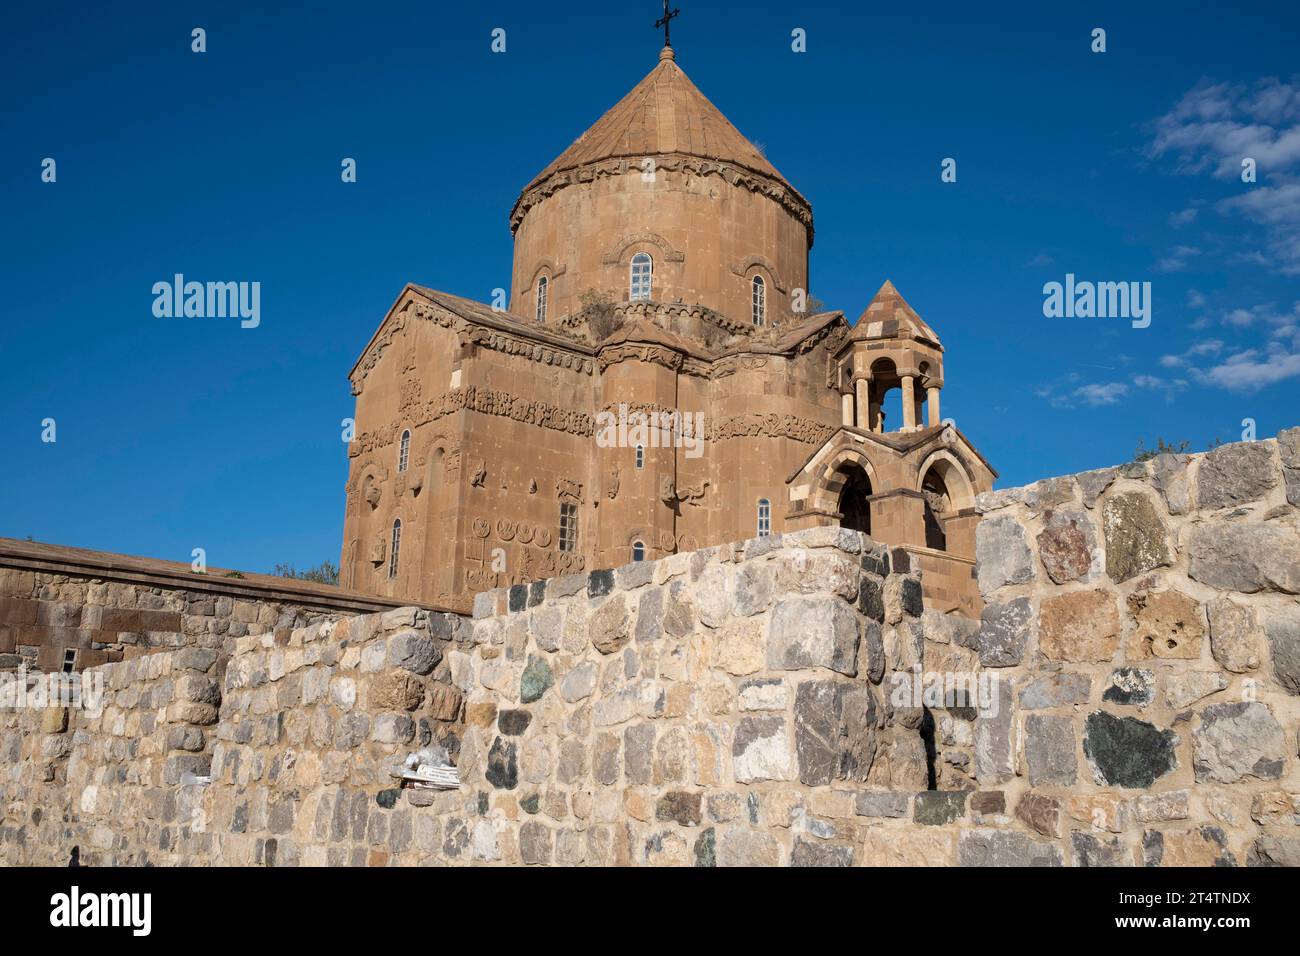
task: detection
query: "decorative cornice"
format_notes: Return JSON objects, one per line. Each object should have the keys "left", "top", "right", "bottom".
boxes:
{"left": 510, "top": 153, "right": 815, "bottom": 245}
{"left": 459, "top": 324, "right": 595, "bottom": 375}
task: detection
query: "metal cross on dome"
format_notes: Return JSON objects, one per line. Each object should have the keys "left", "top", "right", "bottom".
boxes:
{"left": 655, "top": 0, "right": 681, "bottom": 48}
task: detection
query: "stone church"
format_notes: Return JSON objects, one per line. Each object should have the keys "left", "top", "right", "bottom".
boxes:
{"left": 340, "top": 44, "right": 996, "bottom": 616}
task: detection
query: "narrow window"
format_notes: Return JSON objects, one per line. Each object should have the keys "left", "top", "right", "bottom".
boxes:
{"left": 632, "top": 541, "right": 646, "bottom": 562}
{"left": 536, "top": 275, "right": 548, "bottom": 322}
{"left": 388, "top": 519, "right": 402, "bottom": 579}
{"left": 752, "top": 275, "right": 766, "bottom": 326}
{"left": 635, "top": 444, "right": 644, "bottom": 469}
{"left": 757, "top": 498, "right": 771, "bottom": 537}
{"left": 630, "top": 253, "right": 653, "bottom": 301}
{"left": 559, "top": 503, "right": 579, "bottom": 552}
{"left": 61, "top": 648, "right": 77, "bottom": 674}
{"left": 398, "top": 430, "right": 410, "bottom": 473}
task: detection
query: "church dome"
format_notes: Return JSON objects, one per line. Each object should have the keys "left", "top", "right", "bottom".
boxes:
{"left": 509, "top": 48, "right": 813, "bottom": 329}
{"left": 514, "top": 47, "right": 805, "bottom": 215}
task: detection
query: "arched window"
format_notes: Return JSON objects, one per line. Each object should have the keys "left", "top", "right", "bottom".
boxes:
{"left": 398, "top": 430, "right": 410, "bottom": 473}
{"left": 536, "top": 275, "right": 548, "bottom": 322}
{"left": 632, "top": 541, "right": 646, "bottom": 562}
{"left": 388, "top": 519, "right": 402, "bottom": 579}
{"left": 752, "top": 275, "right": 766, "bottom": 326}
{"left": 630, "top": 253, "right": 653, "bottom": 301}
{"left": 757, "top": 498, "right": 771, "bottom": 537}
{"left": 635, "top": 444, "right": 644, "bottom": 469}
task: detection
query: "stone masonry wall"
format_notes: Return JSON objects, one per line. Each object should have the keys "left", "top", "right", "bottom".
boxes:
{"left": 2, "top": 529, "right": 931, "bottom": 866}
{"left": 0, "top": 645, "right": 222, "bottom": 865}
{"left": 956, "top": 431, "right": 1300, "bottom": 865}
{"left": 2, "top": 431, "right": 1298, "bottom": 866}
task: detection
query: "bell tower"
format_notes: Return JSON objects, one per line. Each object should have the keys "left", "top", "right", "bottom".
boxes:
{"left": 836, "top": 281, "right": 945, "bottom": 434}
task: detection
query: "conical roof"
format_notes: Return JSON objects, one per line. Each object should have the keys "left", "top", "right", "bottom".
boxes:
{"left": 519, "top": 48, "right": 800, "bottom": 197}
{"left": 850, "top": 281, "right": 942, "bottom": 347}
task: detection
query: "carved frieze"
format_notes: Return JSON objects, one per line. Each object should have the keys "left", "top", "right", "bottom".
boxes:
{"left": 509, "top": 153, "right": 814, "bottom": 243}
{"left": 597, "top": 343, "right": 683, "bottom": 373}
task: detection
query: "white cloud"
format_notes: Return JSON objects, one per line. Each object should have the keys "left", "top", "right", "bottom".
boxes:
{"left": 1190, "top": 344, "right": 1300, "bottom": 390}
{"left": 1148, "top": 79, "right": 1300, "bottom": 274}
{"left": 1161, "top": 339, "right": 1224, "bottom": 367}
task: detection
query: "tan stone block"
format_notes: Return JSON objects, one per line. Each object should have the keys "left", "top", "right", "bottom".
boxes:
{"left": 809, "top": 789, "right": 856, "bottom": 820}
{"left": 427, "top": 683, "right": 464, "bottom": 721}
{"left": 1066, "top": 794, "right": 1127, "bottom": 834}
{"left": 623, "top": 789, "right": 653, "bottom": 822}
{"left": 861, "top": 828, "right": 956, "bottom": 866}
{"left": 369, "top": 670, "right": 425, "bottom": 711}
{"left": 1145, "top": 826, "right": 1234, "bottom": 866}
{"left": 714, "top": 617, "right": 765, "bottom": 675}
{"left": 1039, "top": 589, "right": 1120, "bottom": 662}
{"left": 40, "top": 708, "right": 68, "bottom": 734}
{"left": 664, "top": 682, "right": 693, "bottom": 719}
{"left": 1126, "top": 590, "right": 1204, "bottom": 660}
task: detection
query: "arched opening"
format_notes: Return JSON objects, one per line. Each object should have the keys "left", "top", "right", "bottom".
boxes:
{"left": 632, "top": 541, "right": 645, "bottom": 562}
{"left": 869, "top": 358, "right": 900, "bottom": 434}
{"left": 536, "top": 274, "right": 548, "bottom": 322}
{"left": 921, "top": 467, "right": 950, "bottom": 551}
{"left": 836, "top": 464, "right": 872, "bottom": 535}
{"left": 630, "top": 253, "right": 653, "bottom": 301}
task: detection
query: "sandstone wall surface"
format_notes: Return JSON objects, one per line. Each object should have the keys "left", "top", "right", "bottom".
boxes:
{"left": 0, "top": 537, "right": 420, "bottom": 673}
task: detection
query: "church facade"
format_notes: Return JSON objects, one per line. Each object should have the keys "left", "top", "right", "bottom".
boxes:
{"left": 340, "top": 45, "right": 996, "bottom": 616}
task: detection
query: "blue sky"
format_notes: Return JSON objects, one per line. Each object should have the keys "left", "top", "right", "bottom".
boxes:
{"left": 2, "top": 1, "right": 1297, "bottom": 572}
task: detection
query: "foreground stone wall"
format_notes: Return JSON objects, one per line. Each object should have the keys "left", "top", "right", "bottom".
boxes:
{"left": 2, "top": 431, "right": 1298, "bottom": 866}
{"left": 961, "top": 432, "right": 1300, "bottom": 865}
{"left": 0, "top": 646, "right": 221, "bottom": 865}
{"left": 2, "top": 529, "right": 935, "bottom": 865}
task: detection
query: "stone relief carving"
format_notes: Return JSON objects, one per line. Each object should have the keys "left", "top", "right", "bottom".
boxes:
{"left": 496, "top": 519, "right": 517, "bottom": 541}
{"left": 596, "top": 343, "right": 683, "bottom": 374}
{"left": 659, "top": 477, "right": 709, "bottom": 507}
{"left": 368, "top": 531, "right": 386, "bottom": 565}
{"left": 399, "top": 379, "right": 422, "bottom": 418}
{"left": 469, "top": 458, "right": 486, "bottom": 487}
{"left": 605, "top": 465, "right": 621, "bottom": 500}
{"left": 556, "top": 478, "right": 584, "bottom": 502}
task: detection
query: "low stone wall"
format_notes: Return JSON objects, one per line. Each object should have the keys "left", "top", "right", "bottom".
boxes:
{"left": 0, "top": 645, "right": 221, "bottom": 865}
{"left": 961, "top": 433, "right": 1300, "bottom": 865}
{"left": 3, "top": 430, "right": 1298, "bottom": 866}
{"left": 2, "top": 529, "right": 934, "bottom": 866}
{"left": 0, "top": 537, "right": 423, "bottom": 672}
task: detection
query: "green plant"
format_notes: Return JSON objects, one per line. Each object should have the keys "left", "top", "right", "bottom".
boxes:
{"left": 272, "top": 561, "right": 339, "bottom": 586}
{"left": 1133, "top": 438, "right": 1191, "bottom": 462}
